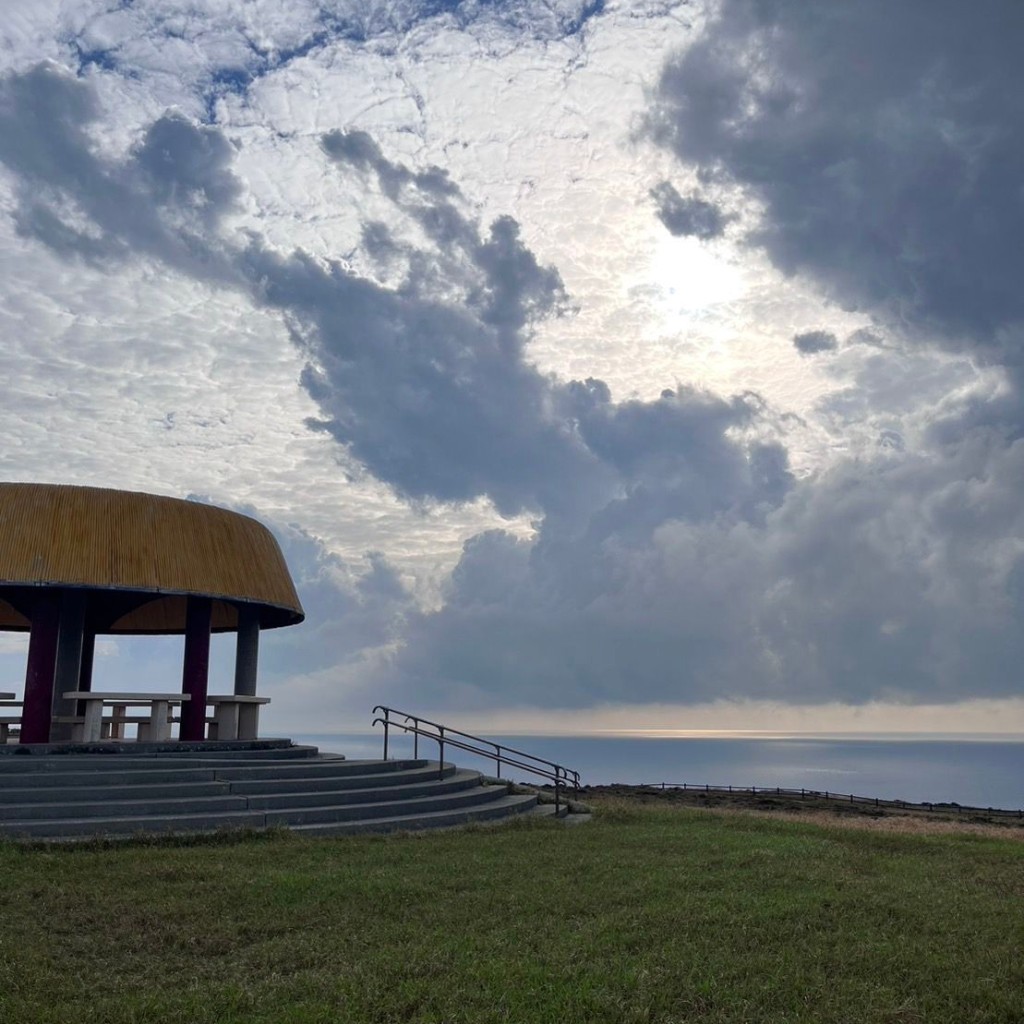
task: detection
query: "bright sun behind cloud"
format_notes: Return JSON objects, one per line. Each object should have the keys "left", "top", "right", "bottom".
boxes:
{"left": 647, "top": 233, "right": 747, "bottom": 319}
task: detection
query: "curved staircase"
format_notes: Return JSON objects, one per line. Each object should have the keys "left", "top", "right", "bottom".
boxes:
{"left": 0, "top": 740, "right": 555, "bottom": 842}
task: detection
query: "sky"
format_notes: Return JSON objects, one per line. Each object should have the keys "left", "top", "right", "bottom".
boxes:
{"left": 2, "top": 0, "right": 1024, "bottom": 737}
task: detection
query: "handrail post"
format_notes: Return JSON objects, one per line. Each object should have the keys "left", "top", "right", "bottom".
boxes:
{"left": 438, "top": 725, "right": 445, "bottom": 781}
{"left": 496, "top": 744, "right": 502, "bottom": 779}
{"left": 555, "top": 769, "right": 561, "bottom": 816}
{"left": 382, "top": 708, "right": 390, "bottom": 760}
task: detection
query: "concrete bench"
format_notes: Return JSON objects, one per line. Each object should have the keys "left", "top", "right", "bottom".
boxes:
{"left": 205, "top": 695, "right": 271, "bottom": 741}
{"left": 0, "top": 699, "right": 20, "bottom": 743}
{"left": 62, "top": 692, "right": 190, "bottom": 742}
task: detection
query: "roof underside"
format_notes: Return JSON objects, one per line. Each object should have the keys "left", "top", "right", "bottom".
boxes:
{"left": 0, "top": 483, "right": 304, "bottom": 634}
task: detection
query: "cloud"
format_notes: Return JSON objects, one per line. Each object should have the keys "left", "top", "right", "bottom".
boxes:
{"left": 648, "top": 0, "right": 1024, "bottom": 362}
{"left": 36, "top": 0, "right": 610, "bottom": 123}
{"left": 0, "top": 63, "right": 240, "bottom": 282}
{"left": 650, "top": 180, "right": 729, "bottom": 239}
{"left": 386, "top": 425, "right": 1024, "bottom": 711}
{"left": 0, "top": 65, "right": 605, "bottom": 519}
{"left": 793, "top": 330, "right": 837, "bottom": 356}
{"left": 7, "top": 49, "right": 1024, "bottom": 720}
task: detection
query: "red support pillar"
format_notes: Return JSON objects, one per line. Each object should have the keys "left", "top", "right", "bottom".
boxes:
{"left": 180, "top": 596, "right": 212, "bottom": 742}
{"left": 21, "top": 590, "right": 62, "bottom": 744}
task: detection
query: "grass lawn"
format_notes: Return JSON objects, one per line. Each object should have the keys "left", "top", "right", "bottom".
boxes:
{"left": 1, "top": 799, "right": 1022, "bottom": 1023}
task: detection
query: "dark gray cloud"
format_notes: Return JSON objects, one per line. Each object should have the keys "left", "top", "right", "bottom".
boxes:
{"left": 650, "top": 181, "right": 729, "bottom": 239}
{"left": 793, "top": 330, "right": 837, "bottom": 356}
{"left": 648, "top": 0, "right": 1024, "bottom": 362}
{"left": 132, "top": 113, "right": 242, "bottom": 226}
{"left": 322, "top": 130, "right": 460, "bottom": 204}
{"left": 846, "top": 328, "right": 885, "bottom": 349}
{"left": 0, "top": 63, "right": 240, "bottom": 282}
{"left": 388, "top": 428, "right": 1024, "bottom": 710}
{"left": 247, "top": 239, "right": 612, "bottom": 519}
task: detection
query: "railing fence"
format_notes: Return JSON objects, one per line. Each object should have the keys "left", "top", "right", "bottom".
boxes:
{"left": 638, "top": 782, "right": 1024, "bottom": 819}
{"left": 372, "top": 705, "right": 580, "bottom": 815}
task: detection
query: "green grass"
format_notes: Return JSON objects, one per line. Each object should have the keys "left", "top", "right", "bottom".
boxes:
{"left": 1, "top": 802, "right": 1022, "bottom": 1023}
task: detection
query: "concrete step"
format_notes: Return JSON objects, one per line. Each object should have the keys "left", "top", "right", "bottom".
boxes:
{"left": 0, "top": 766, "right": 223, "bottom": 788}
{"left": 240, "top": 769, "right": 483, "bottom": 810}
{"left": 0, "top": 779, "right": 232, "bottom": 804}
{"left": 0, "top": 769, "right": 482, "bottom": 818}
{"left": 213, "top": 761, "right": 455, "bottom": 789}
{"left": 148, "top": 745, "right": 324, "bottom": 761}
{"left": 0, "top": 738, "right": 309, "bottom": 764}
{"left": 0, "top": 778, "right": 528, "bottom": 840}
{"left": 0, "top": 746, "right": 576, "bottom": 840}
{"left": 0, "top": 793, "right": 250, "bottom": 821}
{"left": 288, "top": 792, "right": 542, "bottom": 836}
{"left": 0, "top": 808, "right": 270, "bottom": 839}
{"left": 262, "top": 780, "right": 518, "bottom": 827}
{"left": 0, "top": 746, "right": 325, "bottom": 773}
{"left": 0, "top": 764, "right": 456, "bottom": 804}
{"left": 0, "top": 758, "right": 431, "bottom": 790}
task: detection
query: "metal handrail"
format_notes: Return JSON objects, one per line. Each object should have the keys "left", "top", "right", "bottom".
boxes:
{"left": 372, "top": 705, "right": 580, "bottom": 815}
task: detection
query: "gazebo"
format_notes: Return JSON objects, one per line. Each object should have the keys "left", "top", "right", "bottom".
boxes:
{"left": 0, "top": 483, "right": 304, "bottom": 744}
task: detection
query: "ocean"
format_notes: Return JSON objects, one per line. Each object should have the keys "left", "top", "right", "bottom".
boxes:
{"left": 292, "top": 731, "right": 1024, "bottom": 812}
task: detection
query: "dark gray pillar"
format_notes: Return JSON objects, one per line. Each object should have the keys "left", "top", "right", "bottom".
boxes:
{"left": 233, "top": 605, "right": 260, "bottom": 697}
{"left": 50, "top": 590, "right": 87, "bottom": 742}
{"left": 180, "top": 597, "right": 212, "bottom": 742}
{"left": 74, "top": 631, "right": 96, "bottom": 717}
{"left": 21, "top": 590, "right": 61, "bottom": 744}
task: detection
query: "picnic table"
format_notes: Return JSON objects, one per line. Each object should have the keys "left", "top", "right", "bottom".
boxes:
{"left": 59, "top": 691, "right": 272, "bottom": 742}
{"left": 62, "top": 691, "right": 190, "bottom": 743}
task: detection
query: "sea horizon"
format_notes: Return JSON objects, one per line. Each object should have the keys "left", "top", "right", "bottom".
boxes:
{"left": 291, "top": 730, "right": 1024, "bottom": 812}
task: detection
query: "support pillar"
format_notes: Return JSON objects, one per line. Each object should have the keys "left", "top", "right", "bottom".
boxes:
{"left": 75, "top": 631, "right": 96, "bottom": 715}
{"left": 78, "top": 631, "right": 95, "bottom": 692}
{"left": 50, "top": 590, "right": 87, "bottom": 742}
{"left": 180, "top": 596, "right": 212, "bottom": 742}
{"left": 233, "top": 605, "right": 260, "bottom": 697}
{"left": 21, "top": 590, "right": 62, "bottom": 744}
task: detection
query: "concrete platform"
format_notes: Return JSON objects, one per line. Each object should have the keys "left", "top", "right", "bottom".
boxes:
{"left": 0, "top": 741, "right": 572, "bottom": 841}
